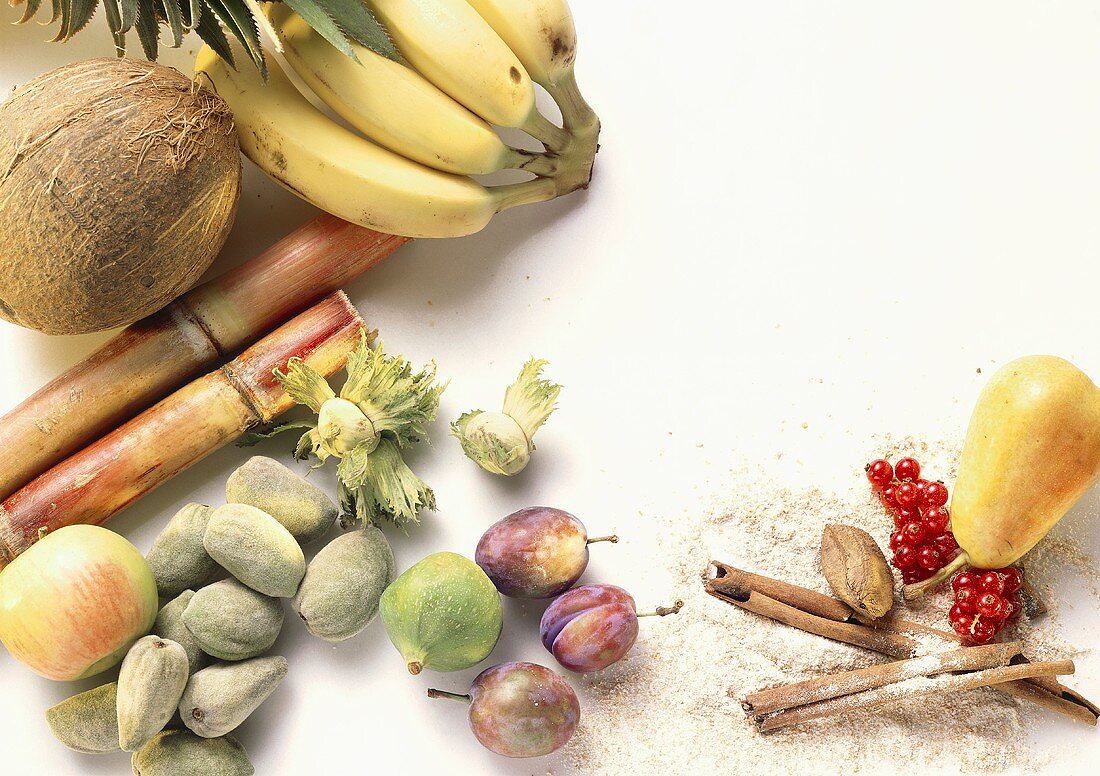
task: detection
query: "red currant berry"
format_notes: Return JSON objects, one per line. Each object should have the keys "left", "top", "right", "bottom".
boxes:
{"left": 895, "top": 481, "right": 920, "bottom": 509}
{"left": 922, "top": 508, "right": 950, "bottom": 535}
{"left": 932, "top": 532, "right": 958, "bottom": 556}
{"left": 866, "top": 459, "right": 893, "bottom": 489}
{"left": 952, "top": 570, "right": 980, "bottom": 592}
{"left": 893, "top": 544, "right": 918, "bottom": 569}
{"left": 917, "top": 545, "right": 942, "bottom": 571}
{"left": 977, "top": 593, "right": 1005, "bottom": 619}
{"left": 948, "top": 604, "right": 971, "bottom": 628}
{"left": 952, "top": 616, "right": 975, "bottom": 637}
{"left": 894, "top": 457, "right": 920, "bottom": 482}
{"left": 1004, "top": 595, "right": 1022, "bottom": 620}
{"left": 921, "top": 481, "right": 949, "bottom": 510}
{"left": 954, "top": 587, "right": 979, "bottom": 613}
{"left": 880, "top": 484, "right": 899, "bottom": 510}
{"left": 888, "top": 531, "right": 904, "bottom": 551}
{"left": 899, "top": 521, "right": 925, "bottom": 547}
{"left": 970, "top": 619, "right": 996, "bottom": 644}
{"left": 978, "top": 571, "right": 1005, "bottom": 595}
{"left": 997, "top": 567, "right": 1023, "bottom": 595}
{"left": 914, "top": 478, "right": 932, "bottom": 494}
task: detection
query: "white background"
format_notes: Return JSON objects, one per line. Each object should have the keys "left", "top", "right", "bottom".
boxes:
{"left": 3, "top": 1, "right": 1100, "bottom": 773}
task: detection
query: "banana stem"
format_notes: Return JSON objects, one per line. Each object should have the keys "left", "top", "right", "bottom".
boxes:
{"left": 427, "top": 689, "right": 471, "bottom": 704}
{"left": 522, "top": 110, "right": 571, "bottom": 153}
{"left": 903, "top": 552, "right": 971, "bottom": 600}
{"left": 506, "top": 149, "right": 560, "bottom": 178}
{"left": 492, "top": 177, "right": 559, "bottom": 212}
{"left": 548, "top": 69, "right": 599, "bottom": 134}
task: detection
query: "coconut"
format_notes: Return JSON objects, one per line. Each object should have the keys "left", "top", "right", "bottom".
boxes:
{"left": 0, "top": 58, "right": 241, "bottom": 335}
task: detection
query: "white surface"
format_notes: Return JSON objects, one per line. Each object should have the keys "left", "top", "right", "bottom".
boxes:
{"left": 3, "top": 2, "right": 1100, "bottom": 774}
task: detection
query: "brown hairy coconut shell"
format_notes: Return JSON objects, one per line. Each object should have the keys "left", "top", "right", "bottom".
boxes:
{"left": 0, "top": 58, "right": 241, "bottom": 335}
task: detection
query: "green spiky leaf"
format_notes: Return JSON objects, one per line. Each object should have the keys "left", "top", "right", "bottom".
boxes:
{"left": 307, "top": 0, "right": 397, "bottom": 61}
{"left": 160, "top": 0, "right": 184, "bottom": 46}
{"left": 194, "top": 1, "right": 235, "bottom": 67}
{"left": 134, "top": 0, "right": 160, "bottom": 59}
{"left": 205, "top": 0, "right": 265, "bottom": 75}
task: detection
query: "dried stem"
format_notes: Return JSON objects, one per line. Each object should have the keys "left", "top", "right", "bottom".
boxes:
{"left": 0, "top": 293, "right": 363, "bottom": 566}
{"left": 427, "top": 689, "right": 471, "bottom": 704}
{"left": 586, "top": 535, "right": 619, "bottom": 545}
{"left": 638, "top": 601, "right": 685, "bottom": 618}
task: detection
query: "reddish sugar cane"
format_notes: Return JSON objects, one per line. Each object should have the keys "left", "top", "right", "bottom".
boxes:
{"left": 0, "top": 213, "right": 407, "bottom": 502}
{"left": 0, "top": 292, "right": 364, "bottom": 567}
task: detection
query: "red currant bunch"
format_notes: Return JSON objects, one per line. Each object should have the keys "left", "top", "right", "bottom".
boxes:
{"left": 948, "top": 568, "right": 1023, "bottom": 643}
{"left": 866, "top": 456, "right": 956, "bottom": 583}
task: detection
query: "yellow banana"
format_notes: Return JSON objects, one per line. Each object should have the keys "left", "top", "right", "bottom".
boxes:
{"left": 194, "top": 45, "right": 556, "bottom": 238}
{"left": 269, "top": 6, "right": 554, "bottom": 177}
{"left": 463, "top": 0, "right": 576, "bottom": 89}
{"left": 362, "top": 0, "right": 567, "bottom": 148}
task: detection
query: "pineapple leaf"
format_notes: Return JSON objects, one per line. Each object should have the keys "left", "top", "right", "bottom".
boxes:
{"left": 60, "top": 0, "right": 101, "bottom": 41}
{"left": 160, "top": 0, "right": 184, "bottom": 47}
{"left": 16, "top": 0, "right": 43, "bottom": 26}
{"left": 134, "top": 0, "right": 160, "bottom": 58}
{"left": 119, "top": 0, "right": 137, "bottom": 33}
{"left": 309, "top": 0, "right": 399, "bottom": 61}
{"left": 279, "top": 0, "right": 355, "bottom": 59}
{"left": 194, "top": 1, "right": 236, "bottom": 68}
{"left": 101, "top": 0, "right": 126, "bottom": 54}
{"left": 206, "top": 0, "right": 266, "bottom": 76}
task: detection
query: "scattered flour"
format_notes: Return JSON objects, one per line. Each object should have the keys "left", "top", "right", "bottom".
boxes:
{"left": 561, "top": 436, "right": 1096, "bottom": 775}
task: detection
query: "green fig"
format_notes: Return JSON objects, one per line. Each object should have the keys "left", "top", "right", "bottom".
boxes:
{"left": 380, "top": 552, "right": 503, "bottom": 675}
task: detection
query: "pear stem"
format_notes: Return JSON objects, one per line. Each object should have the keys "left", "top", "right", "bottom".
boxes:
{"left": 637, "top": 600, "right": 684, "bottom": 618}
{"left": 407, "top": 661, "right": 423, "bottom": 675}
{"left": 427, "top": 689, "right": 471, "bottom": 704}
{"left": 587, "top": 535, "right": 619, "bottom": 545}
{"left": 903, "top": 552, "right": 971, "bottom": 600}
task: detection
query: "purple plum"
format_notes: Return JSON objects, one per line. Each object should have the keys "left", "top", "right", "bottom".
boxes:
{"left": 428, "top": 662, "right": 580, "bottom": 758}
{"left": 475, "top": 507, "right": 618, "bottom": 599}
{"left": 540, "top": 584, "right": 639, "bottom": 672}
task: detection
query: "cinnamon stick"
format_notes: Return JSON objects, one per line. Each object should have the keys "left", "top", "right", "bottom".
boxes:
{"left": 0, "top": 214, "right": 406, "bottom": 501}
{"left": 743, "top": 641, "right": 1022, "bottom": 716}
{"left": 706, "top": 562, "right": 1099, "bottom": 726}
{"left": 0, "top": 292, "right": 363, "bottom": 565}
{"left": 705, "top": 571, "right": 917, "bottom": 659}
{"left": 758, "top": 659, "right": 1074, "bottom": 733}
{"left": 708, "top": 563, "right": 852, "bottom": 622}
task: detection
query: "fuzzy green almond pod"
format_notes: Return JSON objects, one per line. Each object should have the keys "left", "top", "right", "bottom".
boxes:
{"left": 153, "top": 590, "right": 207, "bottom": 674}
{"left": 117, "top": 636, "right": 190, "bottom": 752}
{"left": 179, "top": 656, "right": 288, "bottom": 738}
{"left": 263, "top": 336, "right": 445, "bottom": 527}
{"left": 203, "top": 504, "right": 306, "bottom": 597}
{"left": 181, "top": 580, "right": 284, "bottom": 661}
{"left": 45, "top": 682, "right": 119, "bottom": 754}
{"left": 453, "top": 358, "right": 561, "bottom": 476}
{"left": 146, "top": 504, "right": 218, "bottom": 598}
{"left": 292, "top": 526, "right": 394, "bottom": 642}
{"left": 131, "top": 730, "right": 253, "bottom": 776}
{"left": 226, "top": 456, "right": 338, "bottom": 544}
{"left": 380, "top": 552, "right": 503, "bottom": 675}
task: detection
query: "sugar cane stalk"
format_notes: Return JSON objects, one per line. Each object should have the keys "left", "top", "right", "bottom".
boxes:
{"left": 0, "top": 292, "right": 364, "bottom": 567}
{"left": 0, "top": 214, "right": 407, "bottom": 501}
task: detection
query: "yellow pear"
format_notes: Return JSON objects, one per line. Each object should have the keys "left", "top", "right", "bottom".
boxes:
{"left": 906, "top": 355, "right": 1100, "bottom": 598}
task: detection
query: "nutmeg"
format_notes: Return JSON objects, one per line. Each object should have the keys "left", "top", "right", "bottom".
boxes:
{"left": 820, "top": 524, "right": 894, "bottom": 622}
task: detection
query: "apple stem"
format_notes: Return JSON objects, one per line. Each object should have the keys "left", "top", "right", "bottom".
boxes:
{"left": 427, "top": 689, "right": 471, "bottom": 704}
{"left": 638, "top": 600, "right": 684, "bottom": 618}
{"left": 587, "top": 535, "right": 619, "bottom": 545}
{"left": 902, "top": 551, "right": 971, "bottom": 600}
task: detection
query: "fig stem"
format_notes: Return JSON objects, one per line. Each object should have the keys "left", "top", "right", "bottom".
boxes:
{"left": 902, "top": 551, "right": 970, "bottom": 600}
{"left": 587, "top": 535, "right": 619, "bottom": 545}
{"left": 638, "top": 600, "right": 684, "bottom": 618}
{"left": 427, "top": 689, "right": 471, "bottom": 704}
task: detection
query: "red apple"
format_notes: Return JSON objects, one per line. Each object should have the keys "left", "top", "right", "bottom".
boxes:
{"left": 0, "top": 525, "right": 158, "bottom": 681}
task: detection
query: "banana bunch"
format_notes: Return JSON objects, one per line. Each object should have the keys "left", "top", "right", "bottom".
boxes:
{"left": 195, "top": 0, "right": 599, "bottom": 239}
